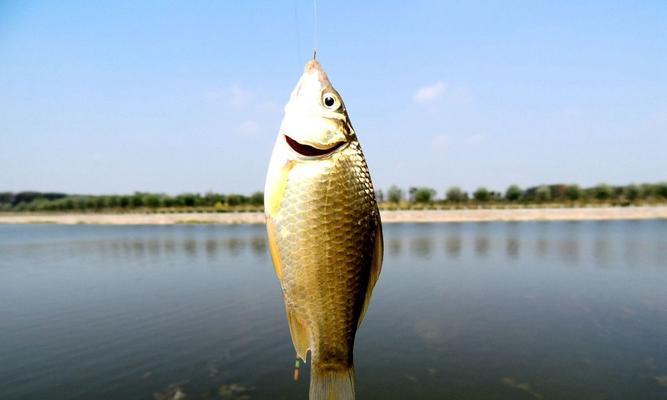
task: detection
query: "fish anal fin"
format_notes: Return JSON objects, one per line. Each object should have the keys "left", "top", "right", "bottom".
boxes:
{"left": 286, "top": 307, "right": 310, "bottom": 361}
{"left": 358, "top": 217, "right": 383, "bottom": 328}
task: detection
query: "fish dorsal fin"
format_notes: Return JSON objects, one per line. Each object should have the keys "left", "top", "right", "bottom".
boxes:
{"left": 286, "top": 307, "right": 311, "bottom": 361}
{"left": 358, "top": 217, "right": 383, "bottom": 328}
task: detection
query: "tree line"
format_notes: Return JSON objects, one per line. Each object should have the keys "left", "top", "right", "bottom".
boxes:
{"left": 1, "top": 182, "right": 666, "bottom": 212}
{"left": 0, "top": 191, "right": 264, "bottom": 212}
{"left": 378, "top": 182, "right": 667, "bottom": 206}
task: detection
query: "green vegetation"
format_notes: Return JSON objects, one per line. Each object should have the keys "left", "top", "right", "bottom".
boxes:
{"left": 445, "top": 186, "right": 467, "bottom": 203}
{"left": 387, "top": 185, "right": 404, "bottom": 203}
{"left": 377, "top": 182, "right": 667, "bottom": 210}
{"left": 0, "top": 191, "right": 263, "bottom": 213}
{"left": 2, "top": 182, "right": 667, "bottom": 213}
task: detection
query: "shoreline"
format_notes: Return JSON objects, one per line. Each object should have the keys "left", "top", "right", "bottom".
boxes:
{"left": 1, "top": 206, "right": 666, "bottom": 225}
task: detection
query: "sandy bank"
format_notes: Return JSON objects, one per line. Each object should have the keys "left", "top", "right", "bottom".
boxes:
{"left": 1, "top": 206, "right": 666, "bottom": 225}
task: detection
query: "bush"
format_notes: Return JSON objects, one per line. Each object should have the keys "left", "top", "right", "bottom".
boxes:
{"left": 623, "top": 185, "right": 640, "bottom": 202}
{"left": 594, "top": 184, "right": 613, "bottom": 201}
{"left": 374, "top": 190, "right": 384, "bottom": 203}
{"left": 655, "top": 182, "right": 667, "bottom": 199}
{"left": 505, "top": 185, "right": 522, "bottom": 202}
{"left": 227, "top": 194, "right": 243, "bottom": 207}
{"left": 446, "top": 186, "right": 466, "bottom": 202}
{"left": 130, "top": 193, "right": 145, "bottom": 208}
{"left": 473, "top": 187, "right": 490, "bottom": 202}
{"left": 535, "top": 186, "right": 551, "bottom": 202}
{"left": 145, "top": 195, "right": 161, "bottom": 208}
{"left": 564, "top": 185, "right": 582, "bottom": 201}
{"left": 250, "top": 192, "right": 264, "bottom": 206}
{"left": 387, "top": 185, "right": 403, "bottom": 203}
{"left": 413, "top": 187, "right": 436, "bottom": 203}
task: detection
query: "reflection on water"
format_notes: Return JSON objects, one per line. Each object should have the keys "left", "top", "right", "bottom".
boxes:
{"left": 505, "top": 237, "right": 520, "bottom": 259}
{"left": 536, "top": 237, "right": 548, "bottom": 257}
{"left": 445, "top": 237, "right": 461, "bottom": 258}
{"left": 558, "top": 238, "right": 580, "bottom": 264}
{"left": 387, "top": 238, "right": 401, "bottom": 257}
{"left": 474, "top": 237, "right": 490, "bottom": 257}
{"left": 1, "top": 221, "right": 667, "bottom": 400}
{"left": 6, "top": 222, "right": 659, "bottom": 267}
{"left": 0, "top": 233, "right": 272, "bottom": 261}
{"left": 410, "top": 237, "right": 433, "bottom": 259}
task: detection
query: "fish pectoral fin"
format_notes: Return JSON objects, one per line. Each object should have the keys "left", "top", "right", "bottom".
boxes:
{"left": 358, "top": 217, "right": 384, "bottom": 328}
{"left": 286, "top": 307, "right": 310, "bottom": 361}
{"left": 266, "top": 218, "right": 284, "bottom": 280}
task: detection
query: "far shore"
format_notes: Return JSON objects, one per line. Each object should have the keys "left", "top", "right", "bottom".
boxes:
{"left": 1, "top": 206, "right": 666, "bottom": 225}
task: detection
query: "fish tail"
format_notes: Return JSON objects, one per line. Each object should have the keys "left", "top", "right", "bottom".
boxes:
{"left": 309, "top": 365, "right": 355, "bottom": 400}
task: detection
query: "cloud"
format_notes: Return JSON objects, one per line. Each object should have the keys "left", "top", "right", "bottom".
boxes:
{"left": 238, "top": 120, "right": 260, "bottom": 135}
{"left": 229, "top": 85, "right": 255, "bottom": 108}
{"left": 414, "top": 81, "right": 446, "bottom": 103}
{"left": 204, "top": 85, "right": 255, "bottom": 109}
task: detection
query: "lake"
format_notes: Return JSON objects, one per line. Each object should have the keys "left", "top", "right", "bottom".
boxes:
{"left": 1, "top": 221, "right": 666, "bottom": 399}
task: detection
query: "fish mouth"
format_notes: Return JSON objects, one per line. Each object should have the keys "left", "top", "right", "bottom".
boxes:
{"left": 284, "top": 135, "right": 345, "bottom": 157}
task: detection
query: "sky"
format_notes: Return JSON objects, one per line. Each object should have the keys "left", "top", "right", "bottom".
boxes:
{"left": 1, "top": 1, "right": 666, "bottom": 196}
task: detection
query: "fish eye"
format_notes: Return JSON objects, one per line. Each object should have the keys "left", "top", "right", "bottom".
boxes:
{"left": 322, "top": 92, "right": 339, "bottom": 110}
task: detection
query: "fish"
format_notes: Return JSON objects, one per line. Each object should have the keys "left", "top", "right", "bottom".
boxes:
{"left": 264, "top": 60, "right": 383, "bottom": 400}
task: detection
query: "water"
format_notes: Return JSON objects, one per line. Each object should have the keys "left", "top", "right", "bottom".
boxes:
{"left": 1, "top": 221, "right": 666, "bottom": 400}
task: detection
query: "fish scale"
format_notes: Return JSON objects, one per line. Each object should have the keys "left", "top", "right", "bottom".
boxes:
{"left": 265, "top": 60, "right": 382, "bottom": 399}
{"left": 274, "top": 141, "right": 377, "bottom": 366}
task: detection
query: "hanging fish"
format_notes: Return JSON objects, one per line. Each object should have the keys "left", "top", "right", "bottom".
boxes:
{"left": 265, "top": 60, "right": 383, "bottom": 400}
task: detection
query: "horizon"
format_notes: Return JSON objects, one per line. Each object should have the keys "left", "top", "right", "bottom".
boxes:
{"left": 2, "top": 1, "right": 666, "bottom": 194}
{"left": 3, "top": 180, "right": 666, "bottom": 200}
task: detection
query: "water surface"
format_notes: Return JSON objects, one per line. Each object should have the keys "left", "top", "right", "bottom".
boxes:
{"left": 1, "top": 221, "right": 666, "bottom": 399}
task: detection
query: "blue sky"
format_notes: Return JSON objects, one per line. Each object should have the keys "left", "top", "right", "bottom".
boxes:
{"left": 1, "top": 1, "right": 665, "bottom": 195}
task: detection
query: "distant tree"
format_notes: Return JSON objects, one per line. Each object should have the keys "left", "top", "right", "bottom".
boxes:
{"left": 374, "top": 189, "right": 384, "bottom": 203}
{"left": 119, "top": 196, "right": 130, "bottom": 208}
{"left": 594, "top": 184, "right": 613, "bottom": 201}
{"left": 145, "top": 194, "right": 161, "bottom": 208}
{"left": 178, "top": 193, "right": 196, "bottom": 207}
{"left": 249, "top": 191, "right": 264, "bottom": 206}
{"left": 387, "top": 185, "right": 404, "bottom": 203}
{"left": 414, "top": 187, "right": 436, "bottom": 203}
{"left": 552, "top": 184, "right": 567, "bottom": 201}
{"left": 64, "top": 198, "right": 75, "bottom": 210}
{"left": 446, "top": 186, "right": 466, "bottom": 203}
{"left": 130, "top": 193, "right": 145, "bottom": 208}
{"left": 535, "top": 185, "right": 551, "bottom": 202}
{"left": 108, "top": 196, "right": 119, "bottom": 208}
{"left": 656, "top": 182, "right": 667, "bottom": 199}
{"left": 640, "top": 184, "right": 655, "bottom": 198}
{"left": 473, "top": 187, "right": 490, "bottom": 202}
{"left": 623, "top": 185, "right": 640, "bottom": 202}
{"left": 505, "top": 185, "right": 522, "bottom": 202}
{"left": 0, "top": 192, "right": 13, "bottom": 204}
{"left": 227, "top": 194, "right": 243, "bottom": 207}
{"left": 203, "top": 192, "right": 221, "bottom": 207}
{"left": 14, "top": 192, "right": 43, "bottom": 205}
{"left": 94, "top": 196, "right": 108, "bottom": 210}
{"left": 162, "top": 196, "right": 176, "bottom": 207}
{"left": 70, "top": 197, "right": 86, "bottom": 210}
{"left": 192, "top": 193, "right": 205, "bottom": 207}
{"left": 408, "top": 187, "right": 418, "bottom": 202}
{"left": 564, "top": 185, "right": 582, "bottom": 201}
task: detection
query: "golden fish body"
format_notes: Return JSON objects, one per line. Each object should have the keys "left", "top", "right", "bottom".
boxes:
{"left": 265, "top": 60, "right": 383, "bottom": 400}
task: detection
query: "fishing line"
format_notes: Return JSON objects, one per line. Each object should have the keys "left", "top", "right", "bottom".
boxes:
{"left": 292, "top": 0, "right": 302, "bottom": 68}
{"left": 312, "top": 0, "right": 318, "bottom": 59}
